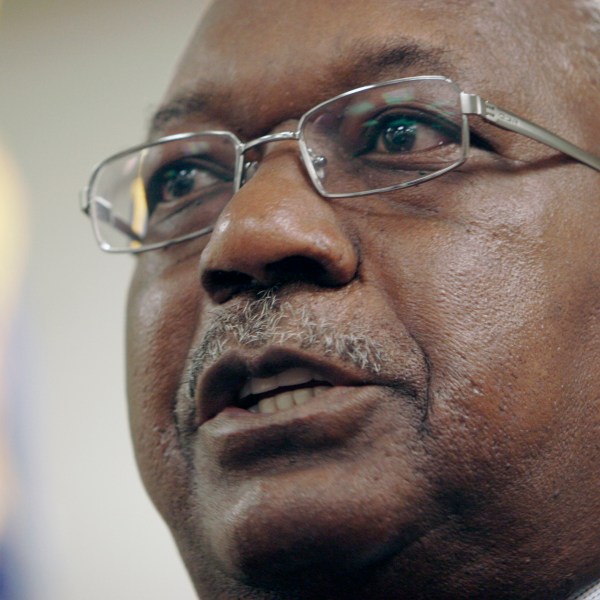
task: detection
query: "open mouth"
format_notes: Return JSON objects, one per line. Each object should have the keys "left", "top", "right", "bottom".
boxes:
{"left": 238, "top": 368, "right": 332, "bottom": 414}
{"left": 190, "top": 348, "right": 383, "bottom": 428}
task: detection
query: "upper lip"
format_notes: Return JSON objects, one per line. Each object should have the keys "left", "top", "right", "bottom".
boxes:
{"left": 186, "top": 346, "right": 381, "bottom": 429}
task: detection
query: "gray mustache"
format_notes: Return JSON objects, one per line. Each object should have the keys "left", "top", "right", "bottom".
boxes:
{"left": 184, "top": 291, "right": 384, "bottom": 401}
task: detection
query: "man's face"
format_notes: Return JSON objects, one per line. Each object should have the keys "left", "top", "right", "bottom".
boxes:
{"left": 126, "top": 1, "right": 600, "bottom": 597}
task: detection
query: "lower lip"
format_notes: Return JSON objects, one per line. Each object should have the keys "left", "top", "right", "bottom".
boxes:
{"left": 196, "top": 385, "right": 398, "bottom": 467}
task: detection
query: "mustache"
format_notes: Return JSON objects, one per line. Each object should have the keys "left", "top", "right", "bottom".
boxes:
{"left": 184, "top": 290, "right": 384, "bottom": 400}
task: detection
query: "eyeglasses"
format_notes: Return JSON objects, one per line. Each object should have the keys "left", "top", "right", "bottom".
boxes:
{"left": 81, "top": 75, "right": 600, "bottom": 253}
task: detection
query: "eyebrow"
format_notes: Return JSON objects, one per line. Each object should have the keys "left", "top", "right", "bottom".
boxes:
{"left": 148, "top": 38, "right": 452, "bottom": 138}
{"left": 345, "top": 39, "right": 450, "bottom": 82}
{"left": 150, "top": 91, "right": 215, "bottom": 139}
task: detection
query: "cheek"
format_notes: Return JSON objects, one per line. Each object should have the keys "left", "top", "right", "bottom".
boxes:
{"left": 416, "top": 235, "right": 550, "bottom": 469}
{"left": 362, "top": 187, "right": 555, "bottom": 446}
{"left": 366, "top": 174, "right": 600, "bottom": 505}
{"left": 126, "top": 260, "right": 201, "bottom": 521}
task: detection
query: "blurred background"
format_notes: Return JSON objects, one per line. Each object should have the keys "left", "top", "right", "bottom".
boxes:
{"left": 0, "top": 0, "right": 208, "bottom": 597}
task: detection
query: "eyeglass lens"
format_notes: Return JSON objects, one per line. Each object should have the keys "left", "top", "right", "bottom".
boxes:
{"left": 90, "top": 134, "right": 238, "bottom": 251}
{"left": 301, "top": 78, "right": 464, "bottom": 195}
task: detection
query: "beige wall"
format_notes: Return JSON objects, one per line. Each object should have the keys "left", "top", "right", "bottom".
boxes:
{"left": 0, "top": 1, "right": 207, "bottom": 598}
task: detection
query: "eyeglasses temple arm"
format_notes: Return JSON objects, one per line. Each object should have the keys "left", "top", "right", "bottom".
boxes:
{"left": 461, "top": 92, "right": 600, "bottom": 172}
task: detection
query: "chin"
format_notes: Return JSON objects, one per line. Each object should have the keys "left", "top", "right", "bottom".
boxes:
{"left": 171, "top": 471, "right": 445, "bottom": 600}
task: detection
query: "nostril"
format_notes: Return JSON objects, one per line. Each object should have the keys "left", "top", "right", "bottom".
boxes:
{"left": 264, "top": 255, "right": 337, "bottom": 287}
{"left": 202, "top": 270, "right": 257, "bottom": 304}
{"left": 202, "top": 254, "right": 351, "bottom": 304}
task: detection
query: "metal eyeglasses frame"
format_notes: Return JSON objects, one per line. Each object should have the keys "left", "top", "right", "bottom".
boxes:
{"left": 81, "top": 75, "right": 600, "bottom": 253}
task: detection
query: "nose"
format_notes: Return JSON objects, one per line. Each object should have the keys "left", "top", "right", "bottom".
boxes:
{"left": 199, "top": 148, "right": 359, "bottom": 303}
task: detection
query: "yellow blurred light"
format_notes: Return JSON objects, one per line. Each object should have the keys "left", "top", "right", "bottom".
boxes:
{"left": 130, "top": 175, "right": 148, "bottom": 249}
{"left": 0, "top": 143, "right": 27, "bottom": 533}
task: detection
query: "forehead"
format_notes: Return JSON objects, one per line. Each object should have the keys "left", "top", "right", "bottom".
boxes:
{"left": 157, "top": 0, "right": 556, "bottom": 137}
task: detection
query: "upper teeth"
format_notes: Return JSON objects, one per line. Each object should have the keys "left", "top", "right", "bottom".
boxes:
{"left": 240, "top": 368, "right": 329, "bottom": 414}
{"left": 239, "top": 368, "right": 316, "bottom": 399}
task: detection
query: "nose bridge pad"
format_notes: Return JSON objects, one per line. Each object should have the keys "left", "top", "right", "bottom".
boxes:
{"left": 241, "top": 159, "right": 259, "bottom": 187}
{"left": 308, "top": 148, "right": 328, "bottom": 182}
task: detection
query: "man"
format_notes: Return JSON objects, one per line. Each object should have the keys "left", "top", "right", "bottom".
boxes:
{"left": 83, "top": 0, "right": 600, "bottom": 597}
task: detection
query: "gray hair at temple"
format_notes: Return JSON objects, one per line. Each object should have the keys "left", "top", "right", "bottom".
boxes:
{"left": 523, "top": 1, "right": 600, "bottom": 117}
{"left": 572, "top": 0, "right": 600, "bottom": 86}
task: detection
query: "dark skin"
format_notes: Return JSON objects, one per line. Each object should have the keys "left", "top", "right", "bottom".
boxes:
{"left": 126, "top": 1, "right": 600, "bottom": 598}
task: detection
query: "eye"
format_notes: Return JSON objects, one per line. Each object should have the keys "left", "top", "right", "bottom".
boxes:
{"left": 164, "top": 166, "right": 200, "bottom": 199}
{"left": 378, "top": 116, "right": 420, "bottom": 153}
{"left": 147, "top": 159, "right": 232, "bottom": 214}
{"left": 153, "top": 162, "right": 220, "bottom": 203}
{"left": 364, "top": 111, "right": 459, "bottom": 157}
